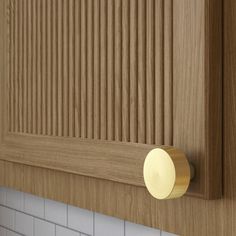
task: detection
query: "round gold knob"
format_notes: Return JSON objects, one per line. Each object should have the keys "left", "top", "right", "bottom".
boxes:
{"left": 143, "top": 147, "right": 194, "bottom": 200}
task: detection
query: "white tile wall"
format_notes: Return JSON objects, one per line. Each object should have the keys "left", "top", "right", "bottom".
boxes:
{"left": 6, "top": 230, "right": 21, "bottom": 236}
{"left": 68, "top": 205, "right": 93, "bottom": 235}
{"left": 94, "top": 213, "right": 124, "bottom": 236}
{"left": 125, "top": 222, "right": 160, "bottom": 236}
{"left": 34, "top": 219, "right": 55, "bottom": 236}
{"left": 0, "top": 188, "right": 6, "bottom": 206}
{"left": 24, "top": 194, "right": 44, "bottom": 218}
{"left": 6, "top": 189, "right": 24, "bottom": 212}
{"left": 0, "top": 187, "right": 178, "bottom": 236}
{"left": 45, "top": 199, "right": 67, "bottom": 226}
{"left": 56, "top": 226, "right": 80, "bottom": 236}
{"left": 161, "top": 231, "right": 177, "bottom": 236}
{"left": 0, "top": 227, "right": 6, "bottom": 236}
{"left": 0, "top": 206, "right": 14, "bottom": 230}
{"left": 15, "top": 212, "right": 34, "bottom": 236}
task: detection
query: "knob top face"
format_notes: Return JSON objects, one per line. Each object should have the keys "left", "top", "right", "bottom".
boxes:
{"left": 143, "top": 147, "right": 191, "bottom": 200}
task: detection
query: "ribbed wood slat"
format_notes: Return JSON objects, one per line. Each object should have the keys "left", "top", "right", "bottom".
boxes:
{"left": 8, "top": 0, "right": 172, "bottom": 145}
{"left": 107, "top": 0, "right": 114, "bottom": 141}
{"left": 52, "top": 0, "right": 58, "bottom": 136}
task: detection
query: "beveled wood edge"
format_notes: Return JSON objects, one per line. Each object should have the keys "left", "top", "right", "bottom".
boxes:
{"left": 172, "top": 0, "right": 223, "bottom": 199}
{"left": 203, "top": 0, "right": 223, "bottom": 199}
{"left": 0, "top": 133, "right": 204, "bottom": 198}
{"left": 0, "top": 132, "right": 153, "bottom": 187}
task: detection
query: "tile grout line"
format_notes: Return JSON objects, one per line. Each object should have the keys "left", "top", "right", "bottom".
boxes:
{"left": 0, "top": 224, "right": 25, "bottom": 236}
{"left": 14, "top": 208, "right": 16, "bottom": 232}
{"left": 93, "top": 212, "right": 95, "bottom": 236}
{"left": 33, "top": 217, "right": 35, "bottom": 236}
{"left": 124, "top": 220, "right": 126, "bottom": 236}
{"left": 67, "top": 204, "right": 69, "bottom": 227}
{"left": 43, "top": 198, "right": 46, "bottom": 219}
{"left": 0, "top": 204, "right": 88, "bottom": 235}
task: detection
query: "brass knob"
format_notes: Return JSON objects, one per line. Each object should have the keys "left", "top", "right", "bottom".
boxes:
{"left": 143, "top": 146, "right": 194, "bottom": 200}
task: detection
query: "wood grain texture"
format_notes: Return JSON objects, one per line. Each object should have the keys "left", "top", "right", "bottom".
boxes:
{"left": 0, "top": 0, "right": 233, "bottom": 235}
{"left": 0, "top": 0, "right": 222, "bottom": 199}
{"left": 1, "top": 133, "right": 156, "bottom": 187}
{"left": 173, "top": 0, "right": 222, "bottom": 198}
{"left": 7, "top": 0, "right": 170, "bottom": 145}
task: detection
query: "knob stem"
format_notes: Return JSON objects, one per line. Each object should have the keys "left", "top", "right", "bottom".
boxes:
{"left": 190, "top": 163, "right": 195, "bottom": 180}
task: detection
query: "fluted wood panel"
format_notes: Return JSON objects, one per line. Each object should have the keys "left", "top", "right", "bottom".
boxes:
{"left": 7, "top": 0, "right": 173, "bottom": 145}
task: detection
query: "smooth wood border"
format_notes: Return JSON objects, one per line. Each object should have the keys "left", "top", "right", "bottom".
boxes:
{"left": 1, "top": 133, "right": 156, "bottom": 187}
{"left": 173, "top": 0, "right": 222, "bottom": 198}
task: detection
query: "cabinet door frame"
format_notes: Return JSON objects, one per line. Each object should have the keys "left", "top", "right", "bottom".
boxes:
{"left": 0, "top": 0, "right": 222, "bottom": 205}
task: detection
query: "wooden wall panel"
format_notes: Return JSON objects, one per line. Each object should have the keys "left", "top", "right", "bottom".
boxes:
{"left": 7, "top": 0, "right": 171, "bottom": 145}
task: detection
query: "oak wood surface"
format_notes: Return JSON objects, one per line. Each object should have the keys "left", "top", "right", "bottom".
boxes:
{"left": 0, "top": 0, "right": 222, "bottom": 199}
{"left": 6, "top": 0, "right": 170, "bottom": 144}
{"left": 173, "top": 0, "right": 222, "bottom": 198}
{"left": 0, "top": 0, "right": 231, "bottom": 235}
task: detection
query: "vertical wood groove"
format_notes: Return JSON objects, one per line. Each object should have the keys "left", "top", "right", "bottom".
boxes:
{"left": 114, "top": 0, "right": 122, "bottom": 141}
{"left": 80, "top": 0, "right": 87, "bottom": 138}
{"left": 41, "top": 0, "right": 46, "bottom": 135}
{"left": 129, "top": 0, "right": 138, "bottom": 143}
{"left": 137, "top": 0, "right": 146, "bottom": 143}
{"left": 155, "top": 0, "right": 164, "bottom": 145}
{"left": 74, "top": 0, "right": 81, "bottom": 138}
{"left": 57, "top": 0, "right": 62, "bottom": 136}
{"left": 9, "top": 0, "right": 14, "bottom": 132}
{"left": 107, "top": 0, "right": 114, "bottom": 141}
{"left": 93, "top": 0, "right": 100, "bottom": 139}
{"left": 87, "top": 0, "right": 94, "bottom": 139}
{"left": 22, "top": 0, "right": 27, "bottom": 133}
{"left": 122, "top": 0, "right": 130, "bottom": 142}
{"left": 46, "top": 0, "right": 51, "bottom": 135}
{"left": 52, "top": 0, "right": 58, "bottom": 136}
{"left": 164, "top": 0, "right": 173, "bottom": 145}
{"left": 100, "top": 0, "right": 107, "bottom": 140}
{"left": 8, "top": 0, "right": 172, "bottom": 145}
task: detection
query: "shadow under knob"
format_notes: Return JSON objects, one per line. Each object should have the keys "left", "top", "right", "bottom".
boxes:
{"left": 143, "top": 147, "right": 194, "bottom": 200}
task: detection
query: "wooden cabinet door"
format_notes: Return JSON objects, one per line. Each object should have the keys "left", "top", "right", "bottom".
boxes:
{"left": 0, "top": 0, "right": 223, "bottom": 235}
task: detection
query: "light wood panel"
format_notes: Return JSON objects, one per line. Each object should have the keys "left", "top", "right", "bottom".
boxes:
{"left": 0, "top": 0, "right": 222, "bottom": 199}
{"left": 173, "top": 0, "right": 222, "bottom": 197}
{"left": 7, "top": 0, "right": 170, "bottom": 145}
{"left": 1, "top": 133, "right": 156, "bottom": 187}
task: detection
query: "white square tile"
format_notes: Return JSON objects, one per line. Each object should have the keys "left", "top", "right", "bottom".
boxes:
{"left": 0, "top": 206, "right": 15, "bottom": 230}
{"left": 34, "top": 218, "right": 55, "bottom": 236}
{"left": 56, "top": 226, "right": 80, "bottom": 236}
{"left": 6, "top": 189, "right": 24, "bottom": 211}
{"left": 6, "top": 230, "right": 21, "bottom": 236}
{"left": 0, "top": 188, "right": 7, "bottom": 205}
{"left": 0, "top": 227, "right": 6, "bottom": 236}
{"left": 68, "top": 205, "right": 93, "bottom": 235}
{"left": 24, "top": 193, "right": 44, "bottom": 218}
{"left": 95, "top": 213, "right": 124, "bottom": 236}
{"left": 125, "top": 221, "right": 160, "bottom": 236}
{"left": 15, "top": 212, "right": 34, "bottom": 236}
{"left": 45, "top": 199, "right": 67, "bottom": 226}
{"left": 161, "top": 231, "right": 178, "bottom": 236}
